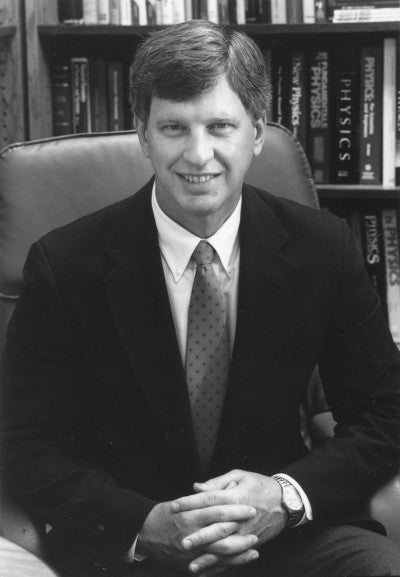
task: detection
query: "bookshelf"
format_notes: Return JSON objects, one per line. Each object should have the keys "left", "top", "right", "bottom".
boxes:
{"left": 4, "top": 1, "right": 400, "bottom": 341}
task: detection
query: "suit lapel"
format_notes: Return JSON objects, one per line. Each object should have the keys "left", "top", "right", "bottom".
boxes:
{"left": 213, "top": 185, "right": 300, "bottom": 466}
{"left": 104, "top": 182, "right": 200, "bottom": 479}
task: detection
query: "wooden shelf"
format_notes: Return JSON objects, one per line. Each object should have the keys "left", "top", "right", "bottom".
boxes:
{"left": 0, "top": 26, "right": 16, "bottom": 38}
{"left": 317, "top": 186, "right": 400, "bottom": 201}
{"left": 38, "top": 21, "right": 400, "bottom": 38}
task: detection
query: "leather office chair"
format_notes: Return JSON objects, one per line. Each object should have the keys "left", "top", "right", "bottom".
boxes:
{"left": 1, "top": 124, "right": 399, "bottom": 553}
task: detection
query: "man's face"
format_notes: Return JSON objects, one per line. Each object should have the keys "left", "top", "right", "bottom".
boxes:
{"left": 136, "top": 75, "right": 265, "bottom": 236}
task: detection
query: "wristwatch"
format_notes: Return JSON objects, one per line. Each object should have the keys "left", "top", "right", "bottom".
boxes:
{"left": 273, "top": 475, "right": 305, "bottom": 528}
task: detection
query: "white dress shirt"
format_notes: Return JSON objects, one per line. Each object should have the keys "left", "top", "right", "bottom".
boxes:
{"left": 127, "top": 185, "right": 312, "bottom": 562}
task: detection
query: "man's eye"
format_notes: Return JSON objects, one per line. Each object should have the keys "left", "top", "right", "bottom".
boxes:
{"left": 210, "top": 123, "right": 233, "bottom": 132}
{"left": 163, "top": 125, "right": 184, "bottom": 133}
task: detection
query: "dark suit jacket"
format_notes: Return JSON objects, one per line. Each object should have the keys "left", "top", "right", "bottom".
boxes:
{"left": 2, "top": 181, "right": 400, "bottom": 564}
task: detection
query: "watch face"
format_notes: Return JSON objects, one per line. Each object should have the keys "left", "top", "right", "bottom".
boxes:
{"left": 284, "top": 486, "right": 304, "bottom": 511}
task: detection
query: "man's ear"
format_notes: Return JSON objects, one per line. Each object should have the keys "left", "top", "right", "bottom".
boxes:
{"left": 253, "top": 115, "right": 266, "bottom": 158}
{"left": 134, "top": 114, "right": 150, "bottom": 158}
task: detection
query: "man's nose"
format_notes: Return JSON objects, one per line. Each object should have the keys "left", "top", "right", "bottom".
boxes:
{"left": 182, "top": 131, "right": 214, "bottom": 166}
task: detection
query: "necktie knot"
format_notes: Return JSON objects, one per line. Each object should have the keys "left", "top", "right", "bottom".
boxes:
{"left": 192, "top": 240, "right": 215, "bottom": 267}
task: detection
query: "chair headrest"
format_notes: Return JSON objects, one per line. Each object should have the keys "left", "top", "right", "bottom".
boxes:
{"left": 0, "top": 123, "right": 317, "bottom": 296}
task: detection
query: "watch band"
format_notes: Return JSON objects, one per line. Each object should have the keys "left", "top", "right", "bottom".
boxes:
{"left": 274, "top": 475, "right": 305, "bottom": 528}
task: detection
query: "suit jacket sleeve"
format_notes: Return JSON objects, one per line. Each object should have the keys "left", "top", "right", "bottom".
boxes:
{"left": 282, "top": 220, "right": 400, "bottom": 523}
{"left": 1, "top": 241, "right": 156, "bottom": 565}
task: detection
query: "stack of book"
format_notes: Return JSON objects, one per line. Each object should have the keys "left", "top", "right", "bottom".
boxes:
{"left": 330, "top": 0, "right": 400, "bottom": 23}
{"left": 344, "top": 204, "right": 400, "bottom": 345}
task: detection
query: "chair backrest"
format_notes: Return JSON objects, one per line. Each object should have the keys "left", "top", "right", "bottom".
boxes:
{"left": 0, "top": 122, "right": 318, "bottom": 352}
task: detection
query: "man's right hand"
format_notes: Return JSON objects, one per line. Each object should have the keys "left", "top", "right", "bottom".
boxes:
{"left": 137, "top": 499, "right": 259, "bottom": 574}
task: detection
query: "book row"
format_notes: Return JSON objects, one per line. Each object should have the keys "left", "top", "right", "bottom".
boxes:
{"left": 51, "top": 37, "right": 400, "bottom": 187}
{"left": 266, "top": 38, "right": 399, "bottom": 187}
{"left": 58, "top": 0, "right": 400, "bottom": 26}
{"left": 344, "top": 204, "right": 400, "bottom": 345}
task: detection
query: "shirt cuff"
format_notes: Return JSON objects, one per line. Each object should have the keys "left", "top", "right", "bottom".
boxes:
{"left": 274, "top": 473, "right": 313, "bottom": 526}
{"left": 126, "top": 534, "right": 147, "bottom": 563}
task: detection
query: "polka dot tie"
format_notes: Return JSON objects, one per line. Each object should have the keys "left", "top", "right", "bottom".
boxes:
{"left": 186, "top": 240, "right": 229, "bottom": 472}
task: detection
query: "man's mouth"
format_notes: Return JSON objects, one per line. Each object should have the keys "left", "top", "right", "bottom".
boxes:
{"left": 179, "top": 174, "right": 218, "bottom": 184}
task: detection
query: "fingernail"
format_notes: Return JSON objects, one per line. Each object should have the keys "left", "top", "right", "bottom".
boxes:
{"left": 249, "top": 507, "right": 257, "bottom": 516}
{"left": 251, "top": 550, "right": 259, "bottom": 560}
{"left": 252, "top": 535, "right": 258, "bottom": 545}
{"left": 190, "top": 562, "right": 199, "bottom": 573}
{"left": 170, "top": 501, "right": 180, "bottom": 512}
{"left": 182, "top": 539, "right": 192, "bottom": 550}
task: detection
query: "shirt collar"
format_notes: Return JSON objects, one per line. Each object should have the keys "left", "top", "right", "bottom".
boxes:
{"left": 151, "top": 184, "right": 241, "bottom": 282}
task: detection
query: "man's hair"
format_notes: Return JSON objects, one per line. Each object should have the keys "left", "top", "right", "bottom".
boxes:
{"left": 129, "top": 20, "right": 271, "bottom": 124}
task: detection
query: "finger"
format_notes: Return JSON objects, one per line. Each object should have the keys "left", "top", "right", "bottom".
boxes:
{"left": 190, "top": 548, "right": 259, "bottom": 574}
{"left": 194, "top": 480, "right": 237, "bottom": 494}
{"left": 193, "top": 470, "right": 243, "bottom": 493}
{"left": 182, "top": 522, "right": 238, "bottom": 550}
{"left": 205, "top": 534, "right": 258, "bottom": 556}
{"left": 195, "top": 504, "right": 256, "bottom": 526}
{"left": 172, "top": 488, "right": 243, "bottom": 512}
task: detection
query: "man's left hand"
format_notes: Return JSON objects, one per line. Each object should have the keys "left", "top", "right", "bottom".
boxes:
{"left": 171, "top": 470, "right": 288, "bottom": 575}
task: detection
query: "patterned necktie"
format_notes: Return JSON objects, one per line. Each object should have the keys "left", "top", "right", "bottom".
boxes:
{"left": 186, "top": 240, "right": 229, "bottom": 472}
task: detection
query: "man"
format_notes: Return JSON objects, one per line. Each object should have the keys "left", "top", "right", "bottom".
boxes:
{"left": 2, "top": 20, "right": 400, "bottom": 577}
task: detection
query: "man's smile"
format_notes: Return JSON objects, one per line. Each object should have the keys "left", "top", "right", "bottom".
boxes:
{"left": 178, "top": 173, "right": 220, "bottom": 184}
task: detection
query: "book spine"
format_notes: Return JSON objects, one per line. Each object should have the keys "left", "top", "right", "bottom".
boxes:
{"left": 236, "top": 0, "right": 246, "bottom": 23}
{"left": 246, "top": 0, "right": 259, "bottom": 22}
{"left": 58, "top": 0, "right": 84, "bottom": 23}
{"left": 308, "top": 50, "right": 330, "bottom": 183}
{"left": 257, "top": 0, "right": 271, "bottom": 22}
{"left": 90, "top": 58, "right": 108, "bottom": 132}
{"left": 71, "top": 58, "right": 82, "bottom": 133}
{"left": 331, "top": 48, "right": 359, "bottom": 184}
{"left": 270, "top": 0, "right": 287, "bottom": 22}
{"left": 146, "top": 0, "right": 158, "bottom": 23}
{"left": 288, "top": 51, "right": 307, "bottom": 150}
{"left": 383, "top": 38, "right": 397, "bottom": 187}
{"left": 132, "top": 0, "right": 148, "bottom": 24}
{"left": 206, "top": 0, "right": 219, "bottom": 21}
{"left": 286, "top": 0, "right": 302, "bottom": 22}
{"left": 120, "top": 0, "right": 132, "bottom": 24}
{"left": 160, "top": 0, "right": 175, "bottom": 23}
{"left": 51, "top": 60, "right": 73, "bottom": 136}
{"left": 97, "top": 0, "right": 111, "bottom": 23}
{"left": 359, "top": 208, "right": 388, "bottom": 321}
{"left": 382, "top": 207, "right": 400, "bottom": 344}
{"left": 315, "top": 0, "right": 328, "bottom": 22}
{"left": 108, "top": 62, "right": 125, "bottom": 131}
{"left": 396, "top": 37, "right": 400, "bottom": 186}
{"left": 272, "top": 52, "right": 288, "bottom": 126}
{"left": 83, "top": 0, "right": 98, "bottom": 24}
{"left": 333, "top": 7, "right": 400, "bottom": 21}
{"left": 302, "top": 0, "right": 315, "bottom": 22}
{"left": 359, "top": 44, "right": 383, "bottom": 185}
{"left": 184, "top": 0, "right": 193, "bottom": 19}
{"left": 218, "top": 0, "right": 229, "bottom": 23}
{"left": 110, "top": 0, "right": 121, "bottom": 23}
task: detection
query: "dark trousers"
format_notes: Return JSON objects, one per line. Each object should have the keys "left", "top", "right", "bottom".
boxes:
{"left": 47, "top": 524, "right": 400, "bottom": 577}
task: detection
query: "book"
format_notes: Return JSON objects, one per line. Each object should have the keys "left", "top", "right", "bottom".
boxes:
{"left": 330, "top": 48, "right": 359, "bottom": 184}
{"left": 97, "top": 0, "right": 111, "bottom": 24}
{"left": 58, "top": 0, "right": 83, "bottom": 23}
{"left": 90, "top": 58, "right": 108, "bottom": 132}
{"left": 50, "top": 60, "right": 73, "bottom": 136}
{"left": 218, "top": 0, "right": 230, "bottom": 23}
{"left": 359, "top": 44, "right": 383, "bottom": 185}
{"left": 271, "top": 0, "right": 287, "bottom": 22}
{"left": 333, "top": 7, "right": 400, "bottom": 21}
{"left": 160, "top": 0, "right": 175, "bottom": 23}
{"left": 272, "top": 51, "right": 289, "bottom": 126}
{"left": 359, "top": 207, "right": 388, "bottom": 321}
{"left": 206, "top": 0, "right": 219, "bottom": 22}
{"left": 303, "top": 0, "right": 316, "bottom": 22}
{"left": 308, "top": 50, "right": 330, "bottom": 183}
{"left": 382, "top": 207, "right": 400, "bottom": 344}
{"left": 108, "top": 62, "right": 125, "bottom": 131}
{"left": 185, "top": 0, "right": 193, "bottom": 20}
{"left": 120, "top": 0, "right": 132, "bottom": 24}
{"left": 315, "top": 0, "right": 328, "bottom": 22}
{"left": 132, "top": 0, "right": 148, "bottom": 24}
{"left": 288, "top": 51, "right": 307, "bottom": 150}
{"left": 286, "top": 0, "right": 303, "bottom": 22}
{"left": 147, "top": 0, "right": 158, "bottom": 23}
{"left": 83, "top": 0, "right": 98, "bottom": 24}
{"left": 396, "top": 37, "right": 400, "bottom": 185}
{"left": 246, "top": 0, "right": 260, "bottom": 22}
{"left": 236, "top": 0, "right": 247, "bottom": 24}
{"left": 110, "top": 0, "right": 121, "bottom": 24}
{"left": 71, "top": 57, "right": 91, "bottom": 133}
{"left": 382, "top": 38, "right": 396, "bottom": 187}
